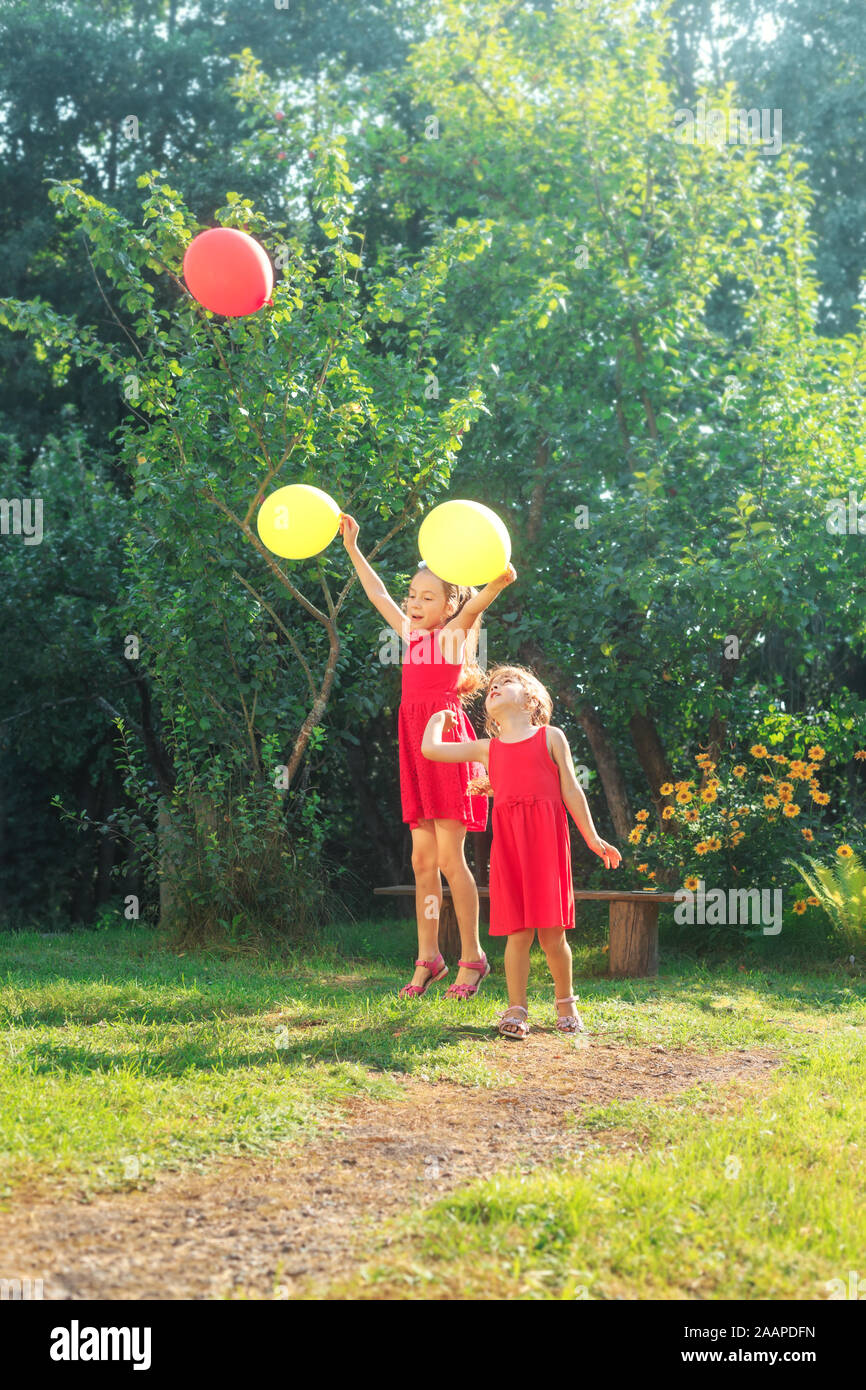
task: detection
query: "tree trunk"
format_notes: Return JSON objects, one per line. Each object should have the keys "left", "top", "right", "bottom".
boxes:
{"left": 608, "top": 899, "right": 659, "bottom": 977}
{"left": 629, "top": 708, "right": 678, "bottom": 831}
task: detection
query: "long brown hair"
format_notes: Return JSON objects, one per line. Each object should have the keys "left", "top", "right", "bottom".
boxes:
{"left": 406, "top": 563, "right": 485, "bottom": 698}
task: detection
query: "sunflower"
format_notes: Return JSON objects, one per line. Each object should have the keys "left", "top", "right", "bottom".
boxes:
{"left": 732, "top": 765, "right": 747, "bottom": 778}
{"left": 788, "top": 760, "right": 809, "bottom": 780}
{"left": 771, "top": 754, "right": 788, "bottom": 765}
{"left": 662, "top": 806, "right": 675, "bottom": 820}
{"left": 700, "top": 787, "right": 717, "bottom": 804}
{"left": 793, "top": 900, "right": 807, "bottom": 915}
{"left": 782, "top": 803, "right": 801, "bottom": 817}
{"left": 684, "top": 876, "right": 699, "bottom": 892}
{"left": 811, "top": 790, "right": 830, "bottom": 806}
{"left": 760, "top": 774, "right": 774, "bottom": 784}
{"left": 807, "top": 745, "right": 826, "bottom": 761}
{"left": 801, "top": 828, "right": 814, "bottom": 842}
{"left": 750, "top": 744, "right": 768, "bottom": 758}
{"left": 636, "top": 863, "right": 648, "bottom": 874}
{"left": 837, "top": 844, "right": 854, "bottom": 859}
{"left": 855, "top": 750, "right": 866, "bottom": 761}
{"left": 659, "top": 782, "right": 674, "bottom": 797}
{"left": 636, "top": 809, "right": 649, "bottom": 822}
{"left": 684, "top": 808, "right": 699, "bottom": 823}
{"left": 676, "top": 789, "right": 693, "bottom": 805}
{"left": 628, "top": 828, "right": 644, "bottom": 844}
{"left": 731, "top": 831, "right": 745, "bottom": 845}
{"left": 764, "top": 794, "right": 779, "bottom": 809}
{"left": 777, "top": 782, "right": 793, "bottom": 802}
{"left": 807, "top": 896, "right": 821, "bottom": 907}
{"left": 695, "top": 841, "right": 710, "bottom": 855}
{"left": 706, "top": 836, "right": 722, "bottom": 852}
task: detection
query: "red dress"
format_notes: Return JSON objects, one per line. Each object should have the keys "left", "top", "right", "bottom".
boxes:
{"left": 488, "top": 726, "right": 575, "bottom": 934}
{"left": 398, "top": 628, "right": 488, "bottom": 832}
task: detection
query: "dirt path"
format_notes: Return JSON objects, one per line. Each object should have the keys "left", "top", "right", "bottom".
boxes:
{"left": 0, "top": 1039, "right": 777, "bottom": 1300}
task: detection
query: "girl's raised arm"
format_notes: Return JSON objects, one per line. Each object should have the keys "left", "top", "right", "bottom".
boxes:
{"left": 546, "top": 726, "right": 622, "bottom": 870}
{"left": 422, "top": 710, "right": 490, "bottom": 766}
{"left": 340, "top": 514, "right": 408, "bottom": 639}
{"left": 442, "top": 563, "right": 517, "bottom": 635}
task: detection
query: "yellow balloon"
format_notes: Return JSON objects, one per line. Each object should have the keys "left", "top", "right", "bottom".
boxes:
{"left": 256, "top": 484, "right": 341, "bottom": 560}
{"left": 418, "top": 499, "right": 511, "bottom": 587}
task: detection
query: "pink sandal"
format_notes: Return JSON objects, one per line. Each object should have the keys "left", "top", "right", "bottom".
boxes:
{"left": 444, "top": 953, "right": 490, "bottom": 1000}
{"left": 555, "top": 995, "right": 586, "bottom": 1033}
{"left": 398, "top": 952, "right": 448, "bottom": 998}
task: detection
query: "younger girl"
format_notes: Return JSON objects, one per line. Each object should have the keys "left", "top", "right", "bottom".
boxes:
{"left": 422, "top": 665, "right": 621, "bottom": 1038}
{"left": 340, "top": 513, "right": 515, "bottom": 998}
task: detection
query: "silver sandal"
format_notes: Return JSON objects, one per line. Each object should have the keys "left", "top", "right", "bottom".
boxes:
{"left": 555, "top": 995, "right": 586, "bottom": 1033}
{"left": 498, "top": 1005, "right": 529, "bottom": 1040}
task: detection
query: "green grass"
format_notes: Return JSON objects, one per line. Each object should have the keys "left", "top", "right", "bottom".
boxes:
{"left": 1, "top": 920, "right": 864, "bottom": 1303}
{"left": 334, "top": 1033, "right": 866, "bottom": 1300}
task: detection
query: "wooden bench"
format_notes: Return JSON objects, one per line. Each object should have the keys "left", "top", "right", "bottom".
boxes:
{"left": 373, "top": 885, "right": 678, "bottom": 978}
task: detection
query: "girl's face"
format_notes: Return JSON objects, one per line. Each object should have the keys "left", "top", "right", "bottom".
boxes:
{"left": 407, "top": 571, "right": 452, "bottom": 628}
{"left": 485, "top": 672, "right": 529, "bottom": 719}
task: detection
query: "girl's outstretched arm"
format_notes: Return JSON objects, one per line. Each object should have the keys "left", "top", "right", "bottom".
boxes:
{"left": 422, "top": 710, "right": 491, "bottom": 766}
{"left": 340, "top": 514, "right": 408, "bottom": 638}
{"left": 442, "top": 564, "right": 517, "bottom": 635}
{"left": 546, "top": 726, "right": 622, "bottom": 869}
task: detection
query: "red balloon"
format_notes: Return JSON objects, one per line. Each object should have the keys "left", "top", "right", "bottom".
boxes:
{"left": 182, "top": 228, "right": 273, "bottom": 316}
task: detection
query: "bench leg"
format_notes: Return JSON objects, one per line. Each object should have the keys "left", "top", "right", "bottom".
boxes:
{"left": 437, "top": 896, "right": 462, "bottom": 962}
{"left": 608, "top": 902, "right": 659, "bottom": 978}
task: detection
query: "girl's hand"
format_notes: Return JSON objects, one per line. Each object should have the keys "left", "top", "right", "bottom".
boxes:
{"left": 340, "top": 513, "right": 360, "bottom": 550}
{"left": 441, "top": 709, "right": 458, "bottom": 735}
{"left": 495, "top": 563, "right": 517, "bottom": 588}
{"left": 589, "top": 837, "right": 621, "bottom": 869}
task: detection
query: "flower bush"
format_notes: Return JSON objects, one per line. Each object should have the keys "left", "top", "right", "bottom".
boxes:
{"left": 622, "top": 740, "right": 865, "bottom": 938}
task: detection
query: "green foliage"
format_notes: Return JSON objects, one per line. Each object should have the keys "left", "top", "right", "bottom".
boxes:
{"left": 788, "top": 850, "right": 866, "bottom": 953}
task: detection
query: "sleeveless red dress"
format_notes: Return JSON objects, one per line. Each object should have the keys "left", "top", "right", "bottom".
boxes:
{"left": 488, "top": 726, "right": 575, "bottom": 934}
{"left": 398, "top": 628, "right": 488, "bottom": 832}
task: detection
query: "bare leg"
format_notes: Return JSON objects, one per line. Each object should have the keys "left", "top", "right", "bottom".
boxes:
{"left": 537, "top": 929, "right": 578, "bottom": 1018}
{"left": 501, "top": 930, "right": 534, "bottom": 1030}
{"left": 435, "top": 818, "right": 483, "bottom": 989}
{"left": 407, "top": 821, "right": 442, "bottom": 990}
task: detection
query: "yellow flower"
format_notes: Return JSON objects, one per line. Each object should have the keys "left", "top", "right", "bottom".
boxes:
{"left": 804, "top": 764, "right": 820, "bottom": 777}
{"left": 676, "top": 789, "right": 693, "bottom": 805}
{"left": 776, "top": 782, "right": 793, "bottom": 802}
{"left": 731, "top": 831, "right": 745, "bottom": 845}
{"left": 704, "top": 761, "right": 717, "bottom": 774}
{"left": 730, "top": 819, "right": 740, "bottom": 829}
{"left": 750, "top": 744, "right": 768, "bottom": 758}
{"left": 694, "top": 754, "right": 709, "bottom": 765}
{"left": 662, "top": 806, "right": 675, "bottom": 820}
{"left": 646, "top": 833, "right": 657, "bottom": 844}
{"left": 684, "top": 876, "right": 699, "bottom": 892}
{"left": 759, "top": 774, "right": 774, "bottom": 784}
{"left": 807, "top": 745, "right": 826, "bottom": 760}
{"left": 695, "top": 841, "right": 709, "bottom": 855}
{"left": 674, "top": 780, "right": 694, "bottom": 792}
{"left": 793, "top": 900, "right": 807, "bottom": 915}
{"left": 706, "top": 836, "right": 722, "bottom": 852}
{"left": 854, "top": 750, "right": 866, "bottom": 761}
{"left": 636, "top": 809, "right": 649, "bottom": 822}
{"left": 648, "top": 871, "right": 656, "bottom": 880}
{"left": 771, "top": 754, "right": 788, "bottom": 765}
{"left": 700, "top": 787, "right": 717, "bottom": 804}
{"left": 659, "top": 783, "right": 674, "bottom": 797}
{"left": 736, "top": 806, "right": 751, "bottom": 816}
{"left": 636, "top": 863, "right": 648, "bottom": 873}
{"left": 801, "top": 828, "right": 814, "bottom": 842}
{"left": 684, "top": 808, "right": 699, "bottom": 823}
{"left": 788, "top": 760, "right": 809, "bottom": 780}
{"left": 782, "top": 803, "right": 801, "bottom": 817}
{"left": 764, "top": 794, "right": 779, "bottom": 809}
{"left": 807, "top": 895, "right": 820, "bottom": 907}
{"left": 837, "top": 844, "right": 854, "bottom": 859}
{"left": 732, "top": 765, "right": 747, "bottom": 778}
{"left": 811, "top": 790, "right": 830, "bottom": 806}
{"left": 628, "top": 828, "right": 644, "bottom": 844}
